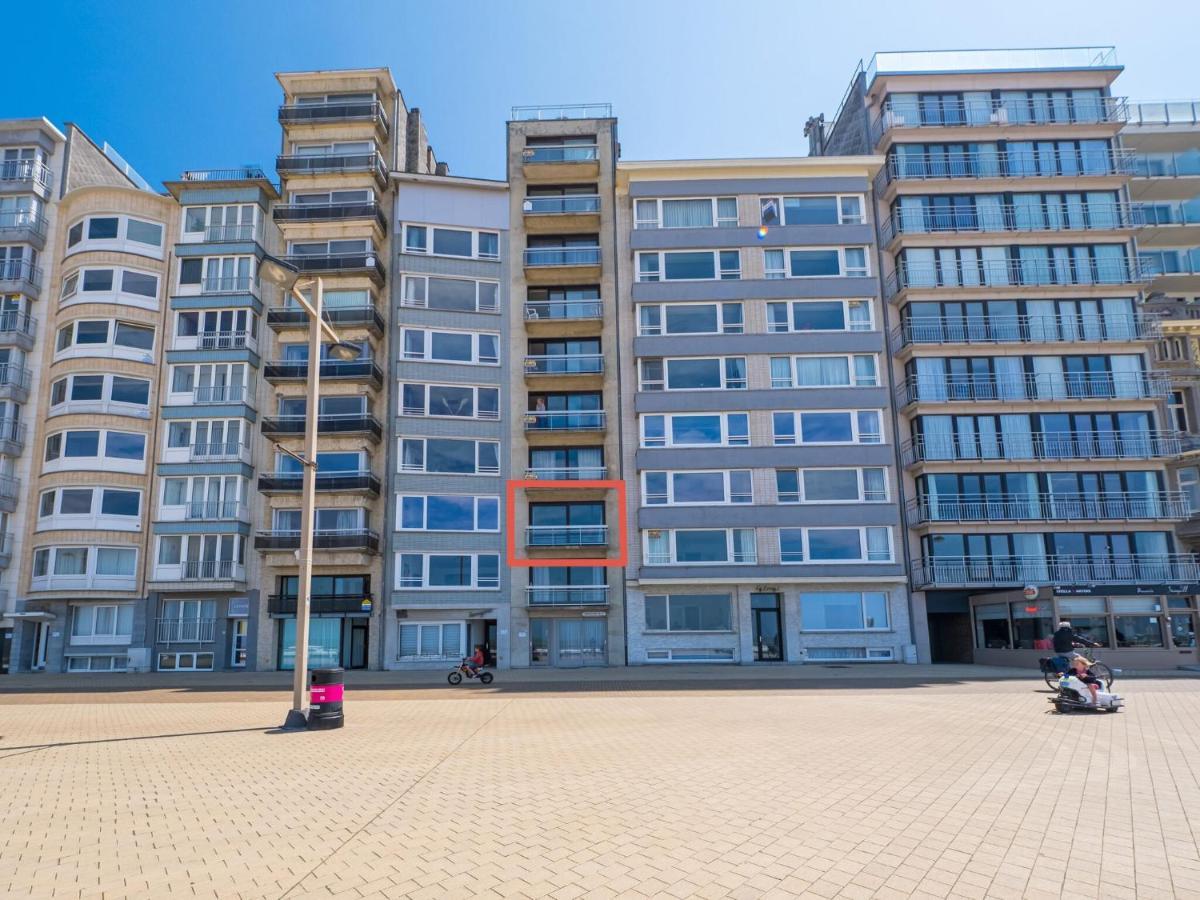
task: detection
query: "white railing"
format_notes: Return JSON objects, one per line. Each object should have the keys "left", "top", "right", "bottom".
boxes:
{"left": 897, "top": 372, "right": 1170, "bottom": 405}
{"left": 913, "top": 553, "right": 1200, "bottom": 588}
{"left": 892, "top": 313, "right": 1155, "bottom": 348}
{"left": 888, "top": 256, "right": 1148, "bottom": 297}
{"left": 156, "top": 618, "right": 216, "bottom": 644}
{"left": 881, "top": 148, "right": 1135, "bottom": 186}
{"left": 902, "top": 430, "right": 1182, "bottom": 465}
{"left": 1126, "top": 100, "right": 1200, "bottom": 127}
{"left": 910, "top": 491, "right": 1190, "bottom": 523}
{"left": 526, "top": 525, "right": 608, "bottom": 547}
{"left": 185, "top": 501, "right": 247, "bottom": 521}
{"left": 881, "top": 201, "right": 1142, "bottom": 242}
{"left": 513, "top": 103, "right": 612, "bottom": 120}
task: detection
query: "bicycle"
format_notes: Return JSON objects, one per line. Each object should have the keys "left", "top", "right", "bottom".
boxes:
{"left": 1040, "top": 646, "right": 1115, "bottom": 690}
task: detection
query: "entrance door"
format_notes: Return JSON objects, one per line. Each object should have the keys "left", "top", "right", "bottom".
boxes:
{"left": 0, "top": 627, "right": 9, "bottom": 674}
{"left": 928, "top": 613, "right": 974, "bottom": 663}
{"left": 751, "top": 593, "right": 783, "bottom": 661}
{"left": 483, "top": 619, "right": 497, "bottom": 666}
{"left": 32, "top": 622, "right": 49, "bottom": 670}
{"left": 348, "top": 620, "right": 369, "bottom": 669}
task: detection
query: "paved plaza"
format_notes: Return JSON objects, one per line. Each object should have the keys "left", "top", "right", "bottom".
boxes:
{"left": 3, "top": 667, "right": 1200, "bottom": 899}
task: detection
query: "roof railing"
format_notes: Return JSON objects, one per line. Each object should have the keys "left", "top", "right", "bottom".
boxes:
{"left": 512, "top": 103, "right": 612, "bottom": 121}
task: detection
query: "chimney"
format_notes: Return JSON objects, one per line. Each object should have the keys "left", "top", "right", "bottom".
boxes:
{"left": 804, "top": 114, "right": 826, "bottom": 157}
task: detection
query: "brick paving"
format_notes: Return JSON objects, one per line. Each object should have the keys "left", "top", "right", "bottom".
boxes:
{"left": 3, "top": 671, "right": 1200, "bottom": 898}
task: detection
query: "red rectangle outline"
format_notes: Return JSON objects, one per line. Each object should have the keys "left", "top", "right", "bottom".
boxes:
{"left": 505, "top": 480, "right": 627, "bottom": 568}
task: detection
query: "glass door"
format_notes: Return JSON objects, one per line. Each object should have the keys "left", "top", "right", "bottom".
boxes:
{"left": 751, "top": 593, "right": 783, "bottom": 661}
{"left": 556, "top": 618, "right": 606, "bottom": 666}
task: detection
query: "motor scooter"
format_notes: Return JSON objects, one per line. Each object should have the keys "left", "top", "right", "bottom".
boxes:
{"left": 1048, "top": 672, "right": 1123, "bottom": 714}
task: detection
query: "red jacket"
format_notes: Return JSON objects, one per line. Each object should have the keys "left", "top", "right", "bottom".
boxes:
{"left": 470, "top": 650, "right": 485, "bottom": 666}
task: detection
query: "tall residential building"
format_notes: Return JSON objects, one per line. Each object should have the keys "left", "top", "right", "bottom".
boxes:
{"left": 812, "top": 48, "right": 1200, "bottom": 667}
{"left": 504, "top": 105, "right": 626, "bottom": 667}
{"left": 616, "top": 157, "right": 911, "bottom": 664}
{"left": 0, "top": 119, "right": 63, "bottom": 674}
{"left": 388, "top": 172, "right": 509, "bottom": 668}
{"left": 19, "top": 125, "right": 176, "bottom": 674}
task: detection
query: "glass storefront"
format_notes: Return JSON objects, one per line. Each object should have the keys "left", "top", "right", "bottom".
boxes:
{"left": 278, "top": 617, "right": 344, "bottom": 670}
{"left": 529, "top": 617, "right": 606, "bottom": 666}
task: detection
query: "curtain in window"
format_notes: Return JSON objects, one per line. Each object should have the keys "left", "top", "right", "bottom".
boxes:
{"left": 963, "top": 91, "right": 991, "bottom": 125}
{"left": 922, "top": 416, "right": 954, "bottom": 460}
{"left": 899, "top": 196, "right": 926, "bottom": 233}
{"left": 1102, "top": 298, "right": 1135, "bottom": 340}
{"left": 854, "top": 356, "right": 877, "bottom": 386}
{"left": 1110, "top": 355, "right": 1144, "bottom": 398}
{"left": 1001, "top": 92, "right": 1030, "bottom": 124}
{"left": 1011, "top": 194, "right": 1041, "bottom": 231}
{"left": 1019, "top": 246, "right": 1050, "bottom": 285}
{"left": 937, "top": 249, "right": 961, "bottom": 287}
{"left": 56, "top": 549, "right": 88, "bottom": 575}
{"left": 1032, "top": 356, "right": 1066, "bottom": 400}
{"left": 440, "top": 623, "right": 462, "bottom": 657}
{"left": 1023, "top": 299, "right": 1056, "bottom": 342}
{"left": 662, "top": 199, "right": 713, "bottom": 228}
{"left": 96, "top": 548, "right": 134, "bottom": 576}
{"left": 796, "top": 357, "right": 850, "bottom": 387}
{"left": 981, "top": 247, "right": 1009, "bottom": 286}
{"left": 888, "top": 94, "right": 920, "bottom": 127}
{"left": 1080, "top": 140, "right": 1110, "bottom": 175}
{"left": 993, "top": 357, "right": 1025, "bottom": 400}
{"left": 896, "top": 144, "right": 926, "bottom": 178}
{"left": 866, "top": 528, "right": 890, "bottom": 561}
{"left": 1012, "top": 533, "right": 1048, "bottom": 580}
{"left": 976, "top": 143, "right": 1001, "bottom": 177}
{"left": 1093, "top": 245, "right": 1126, "bottom": 283}
{"left": 975, "top": 195, "right": 1004, "bottom": 231}
{"left": 903, "top": 248, "right": 937, "bottom": 287}
{"left": 730, "top": 529, "right": 756, "bottom": 563}
{"left": 1000, "top": 415, "right": 1034, "bottom": 459}
{"left": 915, "top": 357, "right": 947, "bottom": 402}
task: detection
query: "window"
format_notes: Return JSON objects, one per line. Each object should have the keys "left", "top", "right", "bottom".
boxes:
{"left": 644, "top": 594, "right": 733, "bottom": 631}
{"left": 637, "top": 303, "right": 743, "bottom": 336}
{"left": 70, "top": 604, "right": 135, "bottom": 644}
{"left": 643, "top": 529, "right": 757, "bottom": 565}
{"left": 640, "top": 413, "right": 750, "bottom": 448}
{"left": 764, "top": 247, "right": 869, "bottom": 279}
{"left": 760, "top": 195, "right": 865, "bottom": 226}
{"left": 400, "top": 383, "right": 499, "bottom": 419}
{"left": 31, "top": 546, "right": 139, "bottom": 591}
{"left": 1170, "top": 390, "right": 1189, "bottom": 433}
{"left": 779, "top": 528, "right": 893, "bottom": 563}
{"left": 639, "top": 357, "right": 747, "bottom": 391}
{"left": 397, "top": 622, "right": 467, "bottom": 660}
{"left": 44, "top": 429, "right": 146, "bottom": 466}
{"left": 401, "top": 275, "right": 499, "bottom": 313}
{"left": 773, "top": 410, "right": 883, "bottom": 445}
{"left": 776, "top": 468, "right": 888, "bottom": 503}
{"left": 395, "top": 553, "right": 500, "bottom": 590}
{"left": 399, "top": 438, "right": 499, "bottom": 475}
{"left": 37, "top": 487, "right": 141, "bottom": 526}
{"left": 66, "top": 655, "right": 128, "bottom": 672}
{"left": 635, "top": 197, "right": 738, "bottom": 229}
{"left": 401, "top": 328, "right": 499, "bottom": 365}
{"left": 66, "top": 215, "right": 164, "bottom": 255}
{"left": 767, "top": 300, "right": 873, "bottom": 333}
{"left": 182, "top": 204, "right": 257, "bottom": 240}
{"left": 799, "top": 592, "right": 890, "bottom": 631}
{"left": 401, "top": 224, "right": 499, "bottom": 260}
{"left": 642, "top": 470, "right": 752, "bottom": 505}
{"left": 770, "top": 355, "right": 878, "bottom": 388}
{"left": 54, "top": 319, "right": 155, "bottom": 360}
{"left": 635, "top": 250, "right": 741, "bottom": 282}
{"left": 398, "top": 495, "right": 499, "bottom": 532}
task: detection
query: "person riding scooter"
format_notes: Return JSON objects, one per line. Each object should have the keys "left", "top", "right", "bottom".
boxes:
{"left": 1051, "top": 620, "right": 1098, "bottom": 673}
{"left": 1069, "top": 655, "right": 1101, "bottom": 705}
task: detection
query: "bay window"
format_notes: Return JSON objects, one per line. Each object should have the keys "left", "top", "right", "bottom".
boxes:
{"left": 70, "top": 604, "right": 135, "bottom": 645}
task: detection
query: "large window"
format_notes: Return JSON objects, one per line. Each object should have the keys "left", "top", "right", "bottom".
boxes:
{"left": 644, "top": 594, "right": 733, "bottom": 631}
{"left": 43, "top": 429, "right": 146, "bottom": 469}
{"left": 32, "top": 546, "right": 138, "bottom": 591}
{"left": 760, "top": 195, "right": 864, "bottom": 226}
{"left": 397, "top": 622, "right": 467, "bottom": 660}
{"left": 38, "top": 487, "right": 141, "bottom": 530}
{"left": 182, "top": 203, "right": 257, "bottom": 241}
{"left": 401, "top": 328, "right": 499, "bottom": 365}
{"left": 776, "top": 468, "right": 888, "bottom": 503}
{"left": 66, "top": 215, "right": 164, "bottom": 256}
{"left": 640, "top": 413, "right": 750, "bottom": 448}
{"left": 395, "top": 553, "right": 500, "bottom": 590}
{"left": 779, "top": 527, "right": 893, "bottom": 563}
{"left": 399, "top": 438, "right": 499, "bottom": 475}
{"left": 642, "top": 470, "right": 752, "bottom": 505}
{"left": 635, "top": 197, "right": 738, "bottom": 230}
{"left": 770, "top": 355, "right": 878, "bottom": 388}
{"left": 637, "top": 250, "right": 741, "bottom": 282}
{"left": 764, "top": 247, "right": 869, "bottom": 279}
{"left": 773, "top": 410, "right": 883, "bottom": 445}
{"left": 398, "top": 494, "right": 499, "bottom": 532}
{"left": 637, "top": 302, "right": 743, "bottom": 336}
{"left": 50, "top": 373, "right": 151, "bottom": 413}
{"left": 800, "top": 592, "right": 890, "bottom": 631}
{"left": 767, "top": 299, "right": 873, "bottom": 333}
{"left": 644, "top": 529, "right": 757, "bottom": 565}
{"left": 70, "top": 603, "right": 135, "bottom": 644}
{"left": 401, "top": 275, "right": 499, "bottom": 313}
{"left": 399, "top": 383, "right": 499, "bottom": 419}
{"left": 59, "top": 267, "right": 161, "bottom": 308}
{"left": 54, "top": 319, "right": 155, "bottom": 361}
{"left": 402, "top": 224, "right": 499, "bottom": 260}
{"left": 639, "top": 357, "right": 747, "bottom": 391}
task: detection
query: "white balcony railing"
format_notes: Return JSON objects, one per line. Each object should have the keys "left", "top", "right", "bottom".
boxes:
{"left": 892, "top": 313, "right": 1156, "bottom": 349}
{"left": 910, "top": 492, "right": 1190, "bottom": 524}
{"left": 526, "top": 585, "right": 609, "bottom": 605}
{"left": 897, "top": 372, "right": 1170, "bottom": 405}
{"left": 526, "top": 525, "right": 608, "bottom": 547}
{"left": 902, "top": 430, "right": 1182, "bottom": 465}
{"left": 156, "top": 618, "right": 216, "bottom": 644}
{"left": 913, "top": 553, "right": 1200, "bottom": 588}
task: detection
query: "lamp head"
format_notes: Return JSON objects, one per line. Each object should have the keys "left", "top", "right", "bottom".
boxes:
{"left": 258, "top": 254, "right": 301, "bottom": 292}
{"left": 328, "top": 341, "right": 360, "bottom": 362}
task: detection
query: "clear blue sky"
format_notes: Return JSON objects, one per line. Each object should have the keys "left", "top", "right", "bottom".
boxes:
{"left": 7, "top": 0, "right": 1196, "bottom": 187}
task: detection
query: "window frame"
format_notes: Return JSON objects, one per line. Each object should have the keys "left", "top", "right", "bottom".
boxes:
{"left": 399, "top": 274, "right": 500, "bottom": 313}
{"left": 763, "top": 246, "right": 870, "bottom": 279}
{"left": 776, "top": 467, "right": 890, "bottom": 504}
{"left": 59, "top": 266, "right": 162, "bottom": 309}
{"left": 641, "top": 470, "right": 753, "bottom": 506}
{"left": 400, "top": 326, "right": 501, "bottom": 366}
{"left": 636, "top": 302, "right": 744, "bottom": 336}
{"left": 397, "top": 437, "right": 500, "bottom": 476}
{"left": 401, "top": 223, "right": 500, "bottom": 261}
{"left": 396, "top": 494, "right": 501, "bottom": 532}
{"left": 65, "top": 214, "right": 165, "bottom": 257}
{"left": 640, "top": 412, "right": 751, "bottom": 448}
{"left": 799, "top": 591, "right": 892, "bottom": 632}
{"left": 642, "top": 528, "right": 758, "bottom": 566}
{"left": 635, "top": 249, "right": 742, "bottom": 282}
{"left": 759, "top": 194, "right": 866, "bottom": 227}
{"left": 398, "top": 382, "right": 501, "bottom": 420}
{"left": 638, "top": 356, "right": 748, "bottom": 392}
{"left": 769, "top": 354, "right": 879, "bottom": 389}
{"left": 766, "top": 299, "right": 875, "bottom": 334}
{"left": 643, "top": 593, "right": 735, "bottom": 632}
{"left": 772, "top": 410, "right": 884, "bottom": 446}
{"left": 394, "top": 552, "right": 501, "bottom": 590}
{"left": 634, "top": 197, "right": 739, "bottom": 230}
{"left": 778, "top": 527, "right": 894, "bottom": 564}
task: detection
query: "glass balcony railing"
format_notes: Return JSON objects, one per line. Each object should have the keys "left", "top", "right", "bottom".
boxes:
{"left": 902, "top": 430, "right": 1182, "bottom": 465}
{"left": 204, "top": 224, "right": 257, "bottom": 243}
{"left": 268, "top": 593, "right": 375, "bottom": 615}
{"left": 0, "top": 311, "right": 36, "bottom": 341}
{"left": 283, "top": 253, "right": 385, "bottom": 281}
{"left": 897, "top": 372, "right": 1170, "bottom": 405}
{"left": 0, "top": 259, "right": 42, "bottom": 288}
{"left": 193, "top": 384, "right": 253, "bottom": 404}
{"left": 866, "top": 47, "right": 1118, "bottom": 82}
{"left": 261, "top": 414, "right": 382, "bottom": 440}
{"left": 523, "top": 410, "right": 606, "bottom": 431}
{"left": 272, "top": 201, "right": 387, "bottom": 230}
{"left": 524, "top": 354, "right": 604, "bottom": 375}
{"left": 874, "top": 95, "right": 1126, "bottom": 140}
{"left": 278, "top": 100, "right": 389, "bottom": 132}
{"left": 1140, "top": 249, "right": 1200, "bottom": 277}
{"left": 1131, "top": 151, "right": 1200, "bottom": 178}
{"left": 880, "top": 148, "right": 1134, "bottom": 187}
{"left": 893, "top": 313, "right": 1155, "bottom": 349}
{"left": 254, "top": 529, "right": 380, "bottom": 552}
{"left": 524, "top": 247, "right": 601, "bottom": 267}
{"left": 524, "top": 195, "right": 601, "bottom": 214}
{"left": 184, "top": 501, "right": 247, "bottom": 521}
{"left": 0, "top": 211, "right": 46, "bottom": 237}
{"left": 264, "top": 358, "right": 383, "bottom": 387}
{"left": 909, "top": 492, "right": 1190, "bottom": 524}
{"left": 189, "top": 441, "right": 251, "bottom": 462}
{"left": 524, "top": 299, "right": 603, "bottom": 321}
{"left": 888, "top": 256, "right": 1148, "bottom": 297}
{"left": 524, "top": 466, "right": 607, "bottom": 480}
{"left": 201, "top": 276, "right": 254, "bottom": 294}
{"left": 258, "top": 470, "right": 381, "bottom": 494}
{"left": 267, "top": 304, "right": 384, "bottom": 333}
{"left": 512, "top": 104, "right": 613, "bottom": 121}
{"left": 1126, "top": 100, "right": 1200, "bottom": 127}
{"left": 912, "top": 553, "right": 1200, "bottom": 589}
{"left": 526, "top": 585, "right": 609, "bottom": 605}
{"left": 1142, "top": 200, "right": 1200, "bottom": 227}
{"left": 880, "top": 201, "right": 1142, "bottom": 242}
{"left": 525, "top": 525, "right": 608, "bottom": 547}
{"left": 276, "top": 151, "right": 388, "bottom": 182}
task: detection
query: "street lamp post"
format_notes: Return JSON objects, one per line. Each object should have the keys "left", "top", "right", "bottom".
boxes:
{"left": 259, "top": 254, "right": 361, "bottom": 730}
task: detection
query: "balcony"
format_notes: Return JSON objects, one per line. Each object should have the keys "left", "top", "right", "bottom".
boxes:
{"left": 0, "top": 311, "right": 37, "bottom": 352}
{"left": 911, "top": 553, "right": 1200, "bottom": 589}
{"left": 896, "top": 372, "right": 1170, "bottom": 407}
{"left": 1126, "top": 101, "right": 1200, "bottom": 127}
{"left": 264, "top": 358, "right": 383, "bottom": 388}
{"left": 526, "top": 585, "right": 610, "bottom": 606}
{"left": 892, "top": 313, "right": 1156, "bottom": 350}
{"left": 156, "top": 618, "right": 216, "bottom": 644}
{"left": 0, "top": 365, "right": 31, "bottom": 402}
{"left": 0, "top": 211, "right": 47, "bottom": 247}
{"left": 526, "top": 525, "right": 608, "bottom": 548}
{"left": 186, "top": 441, "right": 254, "bottom": 464}
{"left": 0, "top": 474, "right": 19, "bottom": 512}
{"left": 886, "top": 256, "right": 1149, "bottom": 299}
{"left": 872, "top": 95, "right": 1127, "bottom": 142}
{"left": 147, "top": 560, "right": 247, "bottom": 586}
{"left": 878, "top": 148, "right": 1134, "bottom": 190}
{"left": 203, "top": 224, "right": 259, "bottom": 243}
{"left": 0, "top": 159, "right": 53, "bottom": 194}
{"left": 190, "top": 384, "right": 254, "bottom": 406}
{"left": 524, "top": 247, "right": 601, "bottom": 268}
{"left": 258, "top": 470, "right": 381, "bottom": 495}
{"left": 909, "top": 492, "right": 1190, "bottom": 525}
{"left": 0, "top": 419, "right": 26, "bottom": 455}
{"left": 0, "top": 259, "right": 42, "bottom": 296}
{"left": 268, "top": 593, "right": 375, "bottom": 616}
{"left": 1140, "top": 201, "right": 1200, "bottom": 247}
{"left": 200, "top": 276, "right": 255, "bottom": 295}
{"left": 880, "top": 201, "right": 1142, "bottom": 244}
{"left": 261, "top": 413, "right": 382, "bottom": 441}
{"left": 523, "top": 411, "right": 606, "bottom": 432}
{"left": 513, "top": 104, "right": 612, "bottom": 121}
{"left": 525, "top": 195, "right": 601, "bottom": 215}
{"left": 172, "top": 330, "right": 257, "bottom": 353}
{"left": 254, "top": 529, "right": 380, "bottom": 553}
{"left": 524, "top": 354, "right": 603, "bottom": 377}
{"left": 267, "top": 304, "right": 384, "bottom": 336}
{"left": 184, "top": 500, "right": 249, "bottom": 522}
{"left": 525, "top": 465, "right": 608, "bottom": 481}
{"left": 284, "top": 252, "right": 385, "bottom": 285}
{"left": 278, "top": 99, "right": 389, "bottom": 134}
{"left": 0, "top": 532, "right": 11, "bottom": 569}
{"left": 1140, "top": 249, "right": 1200, "bottom": 290}
{"left": 276, "top": 152, "right": 388, "bottom": 187}
{"left": 180, "top": 167, "right": 270, "bottom": 183}
{"left": 524, "top": 299, "right": 603, "bottom": 324}
{"left": 902, "top": 430, "right": 1182, "bottom": 466}
{"left": 273, "top": 200, "right": 387, "bottom": 231}
{"left": 1131, "top": 151, "right": 1200, "bottom": 179}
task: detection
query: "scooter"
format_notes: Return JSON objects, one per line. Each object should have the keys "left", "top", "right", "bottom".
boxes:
{"left": 447, "top": 658, "right": 494, "bottom": 685}
{"left": 1048, "top": 672, "right": 1123, "bottom": 714}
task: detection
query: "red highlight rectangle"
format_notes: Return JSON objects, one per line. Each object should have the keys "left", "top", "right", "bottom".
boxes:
{"left": 505, "top": 479, "right": 627, "bottom": 568}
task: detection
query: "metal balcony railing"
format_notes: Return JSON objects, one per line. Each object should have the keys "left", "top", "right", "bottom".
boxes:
{"left": 526, "top": 525, "right": 608, "bottom": 547}
{"left": 254, "top": 529, "right": 380, "bottom": 552}
{"left": 1142, "top": 200, "right": 1200, "bottom": 227}
{"left": 264, "top": 359, "right": 383, "bottom": 386}
{"left": 0, "top": 311, "right": 36, "bottom": 340}
{"left": 194, "top": 330, "right": 252, "bottom": 350}
{"left": 156, "top": 618, "right": 216, "bottom": 644}
{"left": 272, "top": 201, "right": 387, "bottom": 230}
{"left": 523, "top": 410, "right": 605, "bottom": 431}
{"left": 0, "top": 259, "right": 42, "bottom": 288}
{"left": 879, "top": 148, "right": 1135, "bottom": 187}
{"left": 189, "top": 441, "right": 250, "bottom": 462}
{"left": 873, "top": 95, "right": 1127, "bottom": 138}
{"left": 0, "top": 159, "right": 53, "bottom": 189}
{"left": 0, "top": 474, "right": 18, "bottom": 501}
{"left": 184, "top": 500, "right": 247, "bottom": 521}
{"left": 0, "top": 418, "right": 26, "bottom": 445}
{"left": 180, "top": 559, "right": 241, "bottom": 581}
{"left": 892, "top": 313, "right": 1155, "bottom": 349}
{"left": 644, "top": 549, "right": 758, "bottom": 566}
{"left": 1126, "top": 100, "right": 1200, "bottom": 127}
{"left": 0, "top": 211, "right": 46, "bottom": 236}
{"left": 268, "top": 593, "right": 375, "bottom": 615}
{"left": 524, "top": 299, "right": 603, "bottom": 321}
{"left": 524, "top": 247, "right": 601, "bottom": 266}
{"left": 513, "top": 104, "right": 612, "bottom": 121}
{"left": 202, "top": 275, "right": 253, "bottom": 294}
{"left": 258, "top": 471, "right": 380, "bottom": 494}
{"left": 193, "top": 384, "right": 253, "bottom": 404}
{"left": 887, "top": 256, "right": 1148, "bottom": 297}
{"left": 524, "top": 354, "right": 603, "bottom": 375}
{"left": 909, "top": 491, "right": 1190, "bottom": 524}
{"left": 526, "top": 585, "right": 609, "bottom": 605}
{"left": 522, "top": 144, "right": 600, "bottom": 162}
{"left": 1140, "top": 250, "right": 1200, "bottom": 278}
{"left": 880, "top": 201, "right": 1142, "bottom": 243}
{"left": 180, "top": 168, "right": 268, "bottom": 182}
{"left": 283, "top": 253, "right": 385, "bottom": 281}
{"left": 912, "top": 553, "right": 1200, "bottom": 588}
{"left": 261, "top": 413, "right": 382, "bottom": 439}
{"left": 1131, "top": 151, "right": 1200, "bottom": 178}
{"left": 267, "top": 304, "right": 384, "bottom": 333}
{"left": 278, "top": 100, "right": 389, "bottom": 131}
{"left": 204, "top": 224, "right": 257, "bottom": 242}
{"left": 0, "top": 364, "right": 31, "bottom": 389}
{"left": 276, "top": 152, "right": 388, "bottom": 182}
{"left": 525, "top": 466, "right": 607, "bottom": 480}
{"left": 524, "top": 195, "right": 601, "bottom": 214}
{"left": 897, "top": 372, "right": 1170, "bottom": 405}
{"left": 902, "top": 430, "right": 1182, "bottom": 465}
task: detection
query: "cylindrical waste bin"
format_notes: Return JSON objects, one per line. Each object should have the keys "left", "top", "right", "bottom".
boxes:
{"left": 309, "top": 667, "right": 344, "bottom": 730}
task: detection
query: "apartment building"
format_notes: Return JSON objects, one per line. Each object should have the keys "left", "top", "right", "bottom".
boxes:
{"left": 388, "top": 172, "right": 510, "bottom": 668}
{"left": 17, "top": 125, "right": 176, "bottom": 673}
{"left": 812, "top": 48, "right": 1200, "bottom": 667}
{"left": 0, "top": 119, "right": 63, "bottom": 673}
{"left": 617, "top": 157, "right": 912, "bottom": 664}
{"left": 503, "top": 105, "right": 626, "bottom": 667}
